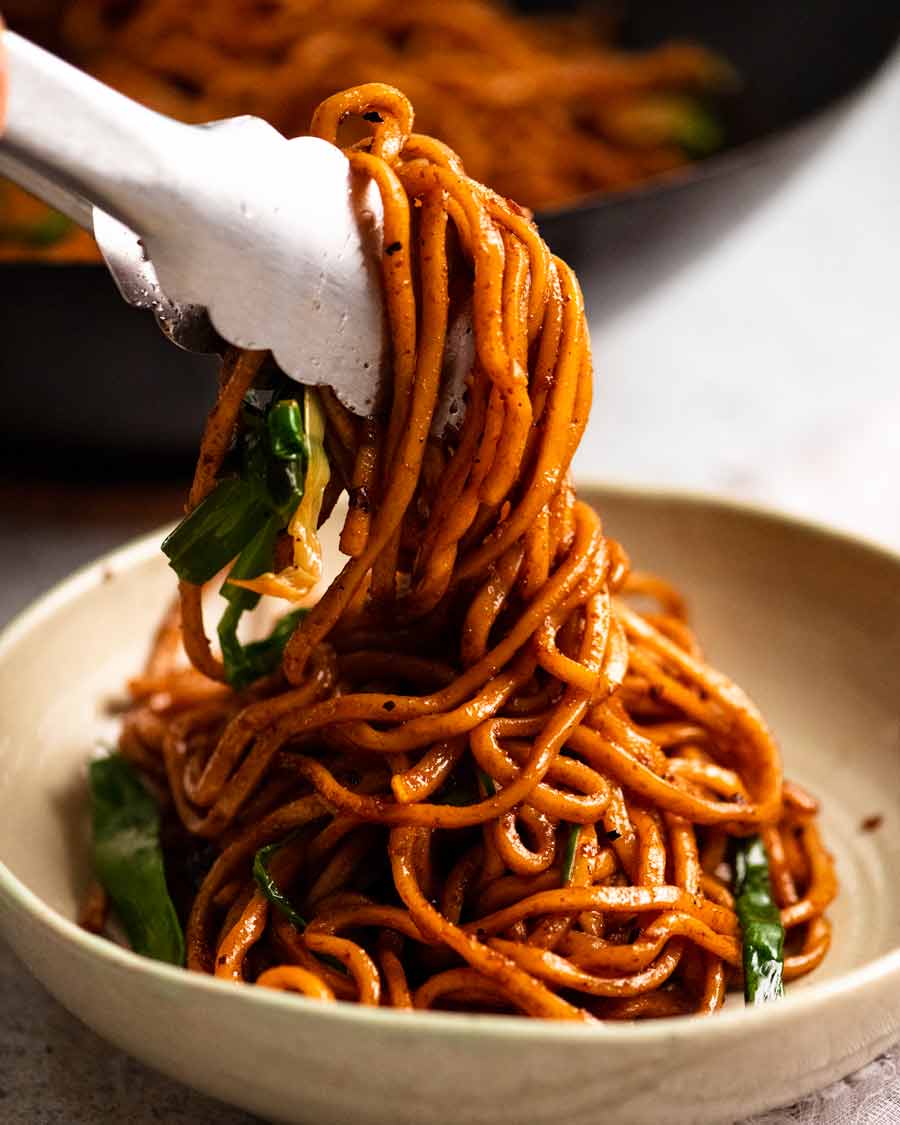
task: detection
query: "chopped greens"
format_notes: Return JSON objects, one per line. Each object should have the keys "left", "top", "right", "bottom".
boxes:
{"left": 218, "top": 602, "right": 308, "bottom": 690}
{"left": 161, "top": 378, "right": 326, "bottom": 688}
{"left": 268, "top": 399, "right": 307, "bottom": 461}
{"left": 253, "top": 836, "right": 347, "bottom": 974}
{"left": 733, "top": 834, "right": 785, "bottom": 1005}
{"left": 477, "top": 768, "right": 497, "bottom": 798}
{"left": 161, "top": 477, "right": 272, "bottom": 587}
{"left": 0, "top": 210, "right": 72, "bottom": 247}
{"left": 561, "top": 824, "right": 581, "bottom": 886}
{"left": 600, "top": 93, "right": 724, "bottom": 159}
{"left": 252, "top": 837, "right": 307, "bottom": 931}
{"left": 433, "top": 781, "right": 480, "bottom": 807}
{"left": 671, "top": 100, "right": 724, "bottom": 158}
{"left": 89, "top": 754, "right": 184, "bottom": 965}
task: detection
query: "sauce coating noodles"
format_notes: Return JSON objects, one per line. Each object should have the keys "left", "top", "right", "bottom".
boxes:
{"left": 106, "top": 83, "right": 834, "bottom": 1019}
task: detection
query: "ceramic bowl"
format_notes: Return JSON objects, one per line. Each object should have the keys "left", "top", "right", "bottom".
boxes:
{"left": 1, "top": 486, "right": 898, "bottom": 1125}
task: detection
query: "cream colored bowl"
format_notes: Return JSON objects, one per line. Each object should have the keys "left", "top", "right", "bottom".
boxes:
{"left": 1, "top": 486, "right": 899, "bottom": 1125}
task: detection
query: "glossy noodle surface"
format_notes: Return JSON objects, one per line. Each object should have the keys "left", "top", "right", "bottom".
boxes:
{"left": 99, "top": 84, "right": 834, "bottom": 1020}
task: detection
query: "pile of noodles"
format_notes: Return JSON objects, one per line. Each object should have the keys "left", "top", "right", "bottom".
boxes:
{"left": 2, "top": 0, "right": 733, "bottom": 260}
{"left": 93, "top": 83, "right": 835, "bottom": 1020}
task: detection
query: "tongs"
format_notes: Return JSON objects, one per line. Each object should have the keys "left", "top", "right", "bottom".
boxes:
{"left": 0, "top": 29, "right": 394, "bottom": 418}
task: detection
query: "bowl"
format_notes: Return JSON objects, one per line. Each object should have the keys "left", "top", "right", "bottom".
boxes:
{"left": 1, "top": 485, "right": 899, "bottom": 1125}
{"left": 3, "top": 0, "right": 899, "bottom": 467}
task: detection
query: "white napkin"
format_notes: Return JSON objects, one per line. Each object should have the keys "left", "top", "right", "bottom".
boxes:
{"left": 745, "top": 1047, "right": 900, "bottom": 1124}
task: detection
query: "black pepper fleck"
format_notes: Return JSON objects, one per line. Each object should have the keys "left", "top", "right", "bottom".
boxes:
{"left": 349, "top": 486, "right": 371, "bottom": 513}
{"left": 385, "top": 241, "right": 403, "bottom": 255}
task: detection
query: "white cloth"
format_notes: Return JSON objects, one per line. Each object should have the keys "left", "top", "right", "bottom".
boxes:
{"left": 747, "top": 1049, "right": 900, "bottom": 1124}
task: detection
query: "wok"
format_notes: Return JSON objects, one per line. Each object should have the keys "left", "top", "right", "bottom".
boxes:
{"left": 2, "top": 0, "right": 898, "bottom": 466}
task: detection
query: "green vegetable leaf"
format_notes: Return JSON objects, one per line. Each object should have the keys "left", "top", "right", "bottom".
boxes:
{"left": 162, "top": 379, "right": 324, "bottom": 689}
{"left": 89, "top": 755, "right": 184, "bottom": 965}
{"left": 237, "top": 608, "right": 307, "bottom": 677}
{"left": 221, "top": 514, "right": 282, "bottom": 608}
{"left": 161, "top": 477, "right": 271, "bottom": 585}
{"left": 216, "top": 514, "right": 306, "bottom": 688}
{"left": 217, "top": 598, "right": 251, "bottom": 685}
{"left": 267, "top": 456, "right": 305, "bottom": 523}
{"left": 161, "top": 387, "right": 309, "bottom": 587}
{"left": 252, "top": 835, "right": 347, "bottom": 975}
{"left": 219, "top": 605, "right": 307, "bottom": 690}
{"left": 433, "top": 781, "right": 479, "bottom": 806}
{"left": 673, "top": 101, "right": 724, "bottom": 158}
{"left": 253, "top": 837, "right": 307, "bottom": 931}
{"left": 561, "top": 824, "right": 581, "bottom": 886}
{"left": 733, "top": 834, "right": 785, "bottom": 1005}
{"left": 268, "top": 399, "right": 308, "bottom": 461}
{"left": 477, "top": 768, "right": 497, "bottom": 797}
{"left": 0, "top": 210, "right": 72, "bottom": 247}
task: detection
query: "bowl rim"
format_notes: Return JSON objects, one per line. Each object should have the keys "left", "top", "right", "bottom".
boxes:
{"left": 2, "top": 480, "right": 899, "bottom": 1043}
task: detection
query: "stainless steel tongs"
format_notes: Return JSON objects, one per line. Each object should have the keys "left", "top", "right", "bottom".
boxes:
{"left": 0, "top": 29, "right": 392, "bottom": 417}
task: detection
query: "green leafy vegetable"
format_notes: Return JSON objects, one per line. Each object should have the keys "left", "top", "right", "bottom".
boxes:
{"left": 89, "top": 754, "right": 184, "bottom": 965}
{"left": 672, "top": 101, "right": 724, "bottom": 158}
{"left": 225, "top": 515, "right": 283, "bottom": 605}
{"left": 268, "top": 399, "right": 308, "bottom": 461}
{"left": 0, "top": 210, "right": 72, "bottom": 247}
{"left": 240, "top": 607, "right": 307, "bottom": 665}
{"left": 561, "top": 824, "right": 581, "bottom": 886}
{"left": 599, "top": 93, "right": 724, "bottom": 159}
{"left": 219, "top": 603, "right": 307, "bottom": 690}
{"left": 162, "top": 384, "right": 308, "bottom": 592}
{"left": 433, "top": 781, "right": 479, "bottom": 807}
{"left": 161, "top": 477, "right": 271, "bottom": 585}
{"left": 162, "top": 380, "right": 323, "bottom": 688}
{"left": 216, "top": 513, "right": 280, "bottom": 684}
{"left": 432, "top": 769, "right": 495, "bottom": 807}
{"left": 477, "top": 768, "right": 497, "bottom": 797}
{"left": 253, "top": 837, "right": 307, "bottom": 931}
{"left": 733, "top": 834, "right": 785, "bottom": 1005}
{"left": 215, "top": 512, "right": 307, "bottom": 690}
{"left": 253, "top": 837, "right": 348, "bottom": 973}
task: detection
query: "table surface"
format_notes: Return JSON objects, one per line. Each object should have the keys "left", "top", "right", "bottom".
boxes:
{"left": 3, "top": 48, "right": 900, "bottom": 1125}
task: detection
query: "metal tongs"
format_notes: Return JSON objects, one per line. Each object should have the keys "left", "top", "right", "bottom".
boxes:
{"left": 0, "top": 29, "right": 396, "bottom": 417}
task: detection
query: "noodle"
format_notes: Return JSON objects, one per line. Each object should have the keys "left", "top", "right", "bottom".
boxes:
{"left": 99, "top": 82, "right": 834, "bottom": 1020}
